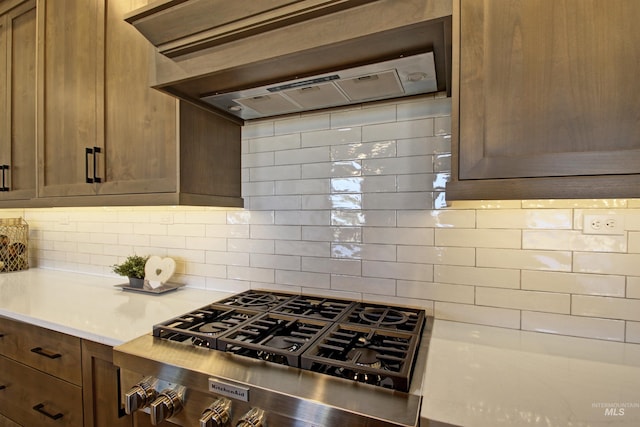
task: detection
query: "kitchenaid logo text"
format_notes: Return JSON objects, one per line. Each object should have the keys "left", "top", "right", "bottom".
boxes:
{"left": 208, "top": 378, "right": 249, "bottom": 402}
{"left": 592, "top": 402, "right": 639, "bottom": 416}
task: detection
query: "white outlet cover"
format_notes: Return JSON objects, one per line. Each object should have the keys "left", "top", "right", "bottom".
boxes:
{"left": 583, "top": 214, "right": 625, "bottom": 235}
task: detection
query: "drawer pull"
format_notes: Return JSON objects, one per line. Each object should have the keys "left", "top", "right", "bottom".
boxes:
{"left": 0, "top": 385, "right": 5, "bottom": 390}
{"left": 30, "top": 347, "right": 62, "bottom": 359}
{"left": 33, "top": 403, "right": 64, "bottom": 420}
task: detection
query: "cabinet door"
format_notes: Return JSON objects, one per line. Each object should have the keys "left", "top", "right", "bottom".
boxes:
{"left": 448, "top": 0, "right": 640, "bottom": 199}
{"left": 37, "top": 0, "right": 103, "bottom": 197}
{"left": 98, "top": 0, "right": 177, "bottom": 196}
{"left": 81, "top": 340, "right": 133, "bottom": 427}
{"left": 0, "top": 1, "right": 36, "bottom": 201}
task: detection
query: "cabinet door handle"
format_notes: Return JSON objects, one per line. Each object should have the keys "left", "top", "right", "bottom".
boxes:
{"left": 0, "top": 165, "right": 9, "bottom": 192}
{"left": 0, "top": 385, "right": 6, "bottom": 390}
{"left": 30, "top": 346, "right": 62, "bottom": 359}
{"left": 93, "top": 146, "right": 102, "bottom": 183}
{"left": 85, "top": 147, "right": 94, "bottom": 183}
{"left": 33, "top": 403, "right": 64, "bottom": 420}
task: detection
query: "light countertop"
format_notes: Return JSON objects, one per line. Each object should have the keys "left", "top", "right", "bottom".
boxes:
{"left": 4, "top": 269, "right": 639, "bottom": 426}
{"left": 422, "top": 320, "right": 640, "bottom": 427}
{"left": 0, "top": 268, "right": 234, "bottom": 346}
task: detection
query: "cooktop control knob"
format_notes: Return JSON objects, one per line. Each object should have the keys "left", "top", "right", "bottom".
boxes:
{"left": 124, "top": 377, "right": 157, "bottom": 414}
{"left": 236, "top": 408, "right": 266, "bottom": 427}
{"left": 149, "top": 388, "right": 183, "bottom": 425}
{"left": 199, "top": 397, "right": 232, "bottom": 427}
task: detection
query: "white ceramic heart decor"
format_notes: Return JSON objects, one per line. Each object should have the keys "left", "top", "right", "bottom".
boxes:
{"left": 144, "top": 256, "right": 176, "bottom": 289}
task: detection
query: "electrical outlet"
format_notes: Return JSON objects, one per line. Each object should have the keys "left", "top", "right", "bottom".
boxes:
{"left": 583, "top": 214, "right": 625, "bottom": 235}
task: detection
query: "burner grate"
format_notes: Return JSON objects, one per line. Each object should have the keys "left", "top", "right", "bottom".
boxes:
{"left": 152, "top": 306, "right": 260, "bottom": 348}
{"left": 300, "top": 324, "right": 421, "bottom": 392}
{"left": 271, "top": 295, "right": 354, "bottom": 321}
{"left": 214, "top": 290, "right": 292, "bottom": 311}
{"left": 342, "top": 302, "right": 425, "bottom": 334}
{"left": 218, "top": 313, "right": 331, "bottom": 367}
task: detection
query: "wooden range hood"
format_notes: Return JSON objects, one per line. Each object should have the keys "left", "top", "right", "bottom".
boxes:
{"left": 125, "top": 0, "right": 452, "bottom": 122}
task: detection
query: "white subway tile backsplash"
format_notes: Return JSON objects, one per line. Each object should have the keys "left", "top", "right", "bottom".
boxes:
{"left": 301, "top": 127, "right": 362, "bottom": 148}
{"left": 330, "top": 275, "right": 396, "bottom": 295}
{"left": 250, "top": 165, "right": 300, "bottom": 181}
{"left": 274, "top": 146, "right": 330, "bottom": 165}
{"left": 435, "top": 302, "right": 520, "bottom": 329}
{"left": 331, "top": 210, "right": 396, "bottom": 227}
{"left": 522, "top": 270, "right": 626, "bottom": 297}
{"left": 330, "top": 104, "right": 397, "bottom": 128}
{"left": 397, "top": 280, "right": 474, "bottom": 304}
{"left": 435, "top": 229, "right": 521, "bottom": 248}
{"left": 396, "top": 97, "right": 450, "bottom": 120}
{"left": 521, "top": 311, "right": 625, "bottom": 341}
{"left": 397, "top": 246, "right": 475, "bottom": 266}
{"left": 628, "top": 277, "right": 640, "bottom": 299}
{"left": 477, "top": 248, "right": 572, "bottom": 272}
{"left": 572, "top": 295, "right": 640, "bottom": 321}
{"left": 574, "top": 252, "right": 640, "bottom": 276}
{"left": 20, "top": 98, "right": 640, "bottom": 344}
{"left": 331, "top": 141, "right": 396, "bottom": 161}
{"left": 274, "top": 113, "right": 330, "bottom": 135}
{"left": 434, "top": 265, "right": 520, "bottom": 289}
{"left": 627, "top": 322, "right": 640, "bottom": 344}
{"left": 301, "top": 161, "right": 362, "bottom": 179}
{"left": 477, "top": 288, "right": 570, "bottom": 313}
{"left": 362, "top": 192, "right": 433, "bottom": 210}
{"left": 363, "top": 227, "right": 433, "bottom": 246}
{"left": 248, "top": 133, "right": 300, "bottom": 153}
{"left": 363, "top": 260, "right": 432, "bottom": 282}
{"left": 362, "top": 156, "right": 432, "bottom": 175}
{"left": 362, "top": 118, "right": 434, "bottom": 142}
{"left": 301, "top": 257, "right": 361, "bottom": 276}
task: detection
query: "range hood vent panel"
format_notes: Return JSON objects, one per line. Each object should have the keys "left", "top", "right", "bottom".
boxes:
{"left": 203, "top": 51, "right": 438, "bottom": 120}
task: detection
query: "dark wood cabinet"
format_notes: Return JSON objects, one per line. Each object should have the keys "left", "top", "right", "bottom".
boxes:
{"left": 447, "top": 0, "right": 640, "bottom": 200}
{"left": 0, "top": 0, "right": 36, "bottom": 202}
{"left": 0, "top": 0, "right": 242, "bottom": 208}
{"left": 82, "top": 340, "right": 133, "bottom": 427}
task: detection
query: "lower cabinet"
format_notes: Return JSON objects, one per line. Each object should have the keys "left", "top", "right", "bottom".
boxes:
{"left": 82, "top": 340, "right": 133, "bottom": 427}
{"left": 0, "top": 317, "right": 134, "bottom": 427}
{"left": 0, "top": 355, "right": 83, "bottom": 426}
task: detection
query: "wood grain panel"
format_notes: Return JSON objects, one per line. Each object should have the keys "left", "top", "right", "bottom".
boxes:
{"left": 458, "top": 0, "right": 640, "bottom": 180}
{"left": 38, "top": 0, "right": 102, "bottom": 197}
{"left": 99, "top": 0, "right": 177, "bottom": 195}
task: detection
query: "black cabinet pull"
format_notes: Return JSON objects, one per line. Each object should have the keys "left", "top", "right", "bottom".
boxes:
{"left": 30, "top": 346, "right": 62, "bottom": 359}
{"left": 0, "top": 165, "right": 9, "bottom": 192}
{"left": 0, "top": 385, "right": 6, "bottom": 390}
{"left": 85, "top": 147, "right": 94, "bottom": 183}
{"left": 33, "top": 403, "right": 64, "bottom": 420}
{"left": 93, "top": 146, "right": 102, "bottom": 183}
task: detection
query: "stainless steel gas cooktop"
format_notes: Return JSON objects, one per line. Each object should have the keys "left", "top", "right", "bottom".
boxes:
{"left": 113, "top": 290, "right": 433, "bottom": 427}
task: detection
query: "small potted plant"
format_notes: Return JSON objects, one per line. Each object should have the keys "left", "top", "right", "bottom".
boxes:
{"left": 112, "top": 255, "right": 148, "bottom": 288}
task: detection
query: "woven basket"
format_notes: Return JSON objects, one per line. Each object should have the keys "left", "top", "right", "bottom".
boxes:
{"left": 0, "top": 218, "right": 28, "bottom": 272}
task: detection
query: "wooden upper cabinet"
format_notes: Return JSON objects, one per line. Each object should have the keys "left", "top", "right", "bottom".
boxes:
{"left": 0, "top": 0, "right": 36, "bottom": 201}
{"left": 99, "top": 0, "right": 177, "bottom": 196}
{"left": 447, "top": 0, "right": 640, "bottom": 200}
{"left": 37, "top": 0, "right": 102, "bottom": 198}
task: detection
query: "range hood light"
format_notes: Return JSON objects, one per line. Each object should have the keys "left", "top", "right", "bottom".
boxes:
{"left": 228, "top": 105, "right": 242, "bottom": 112}
{"left": 407, "top": 72, "right": 428, "bottom": 82}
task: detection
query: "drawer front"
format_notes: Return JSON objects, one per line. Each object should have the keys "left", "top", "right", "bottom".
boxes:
{"left": 0, "top": 412, "right": 22, "bottom": 427}
{"left": 0, "top": 317, "right": 82, "bottom": 385}
{"left": 0, "top": 355, "right": 83, "bottom": 427}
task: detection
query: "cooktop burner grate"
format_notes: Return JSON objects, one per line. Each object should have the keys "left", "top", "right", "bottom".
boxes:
{"left": 152, "top": 305, "right": 260, "bottom": 348}
{"left": 342, "top": 302, "right": 425, "bottom": 334}
{"left": 218, "top": 313, "right": 331, "bottom": 367}
{"left": 214, "top": 290, "right": 292, "bottom": 311}
{"left": 151, "top": 290, "right": 427, "bottom": 392}
{"left": 300, "top": 323, "right": 421, "bottom": 392}
{"left": 270, "top": 295, "right": 354, "bottom": 321}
